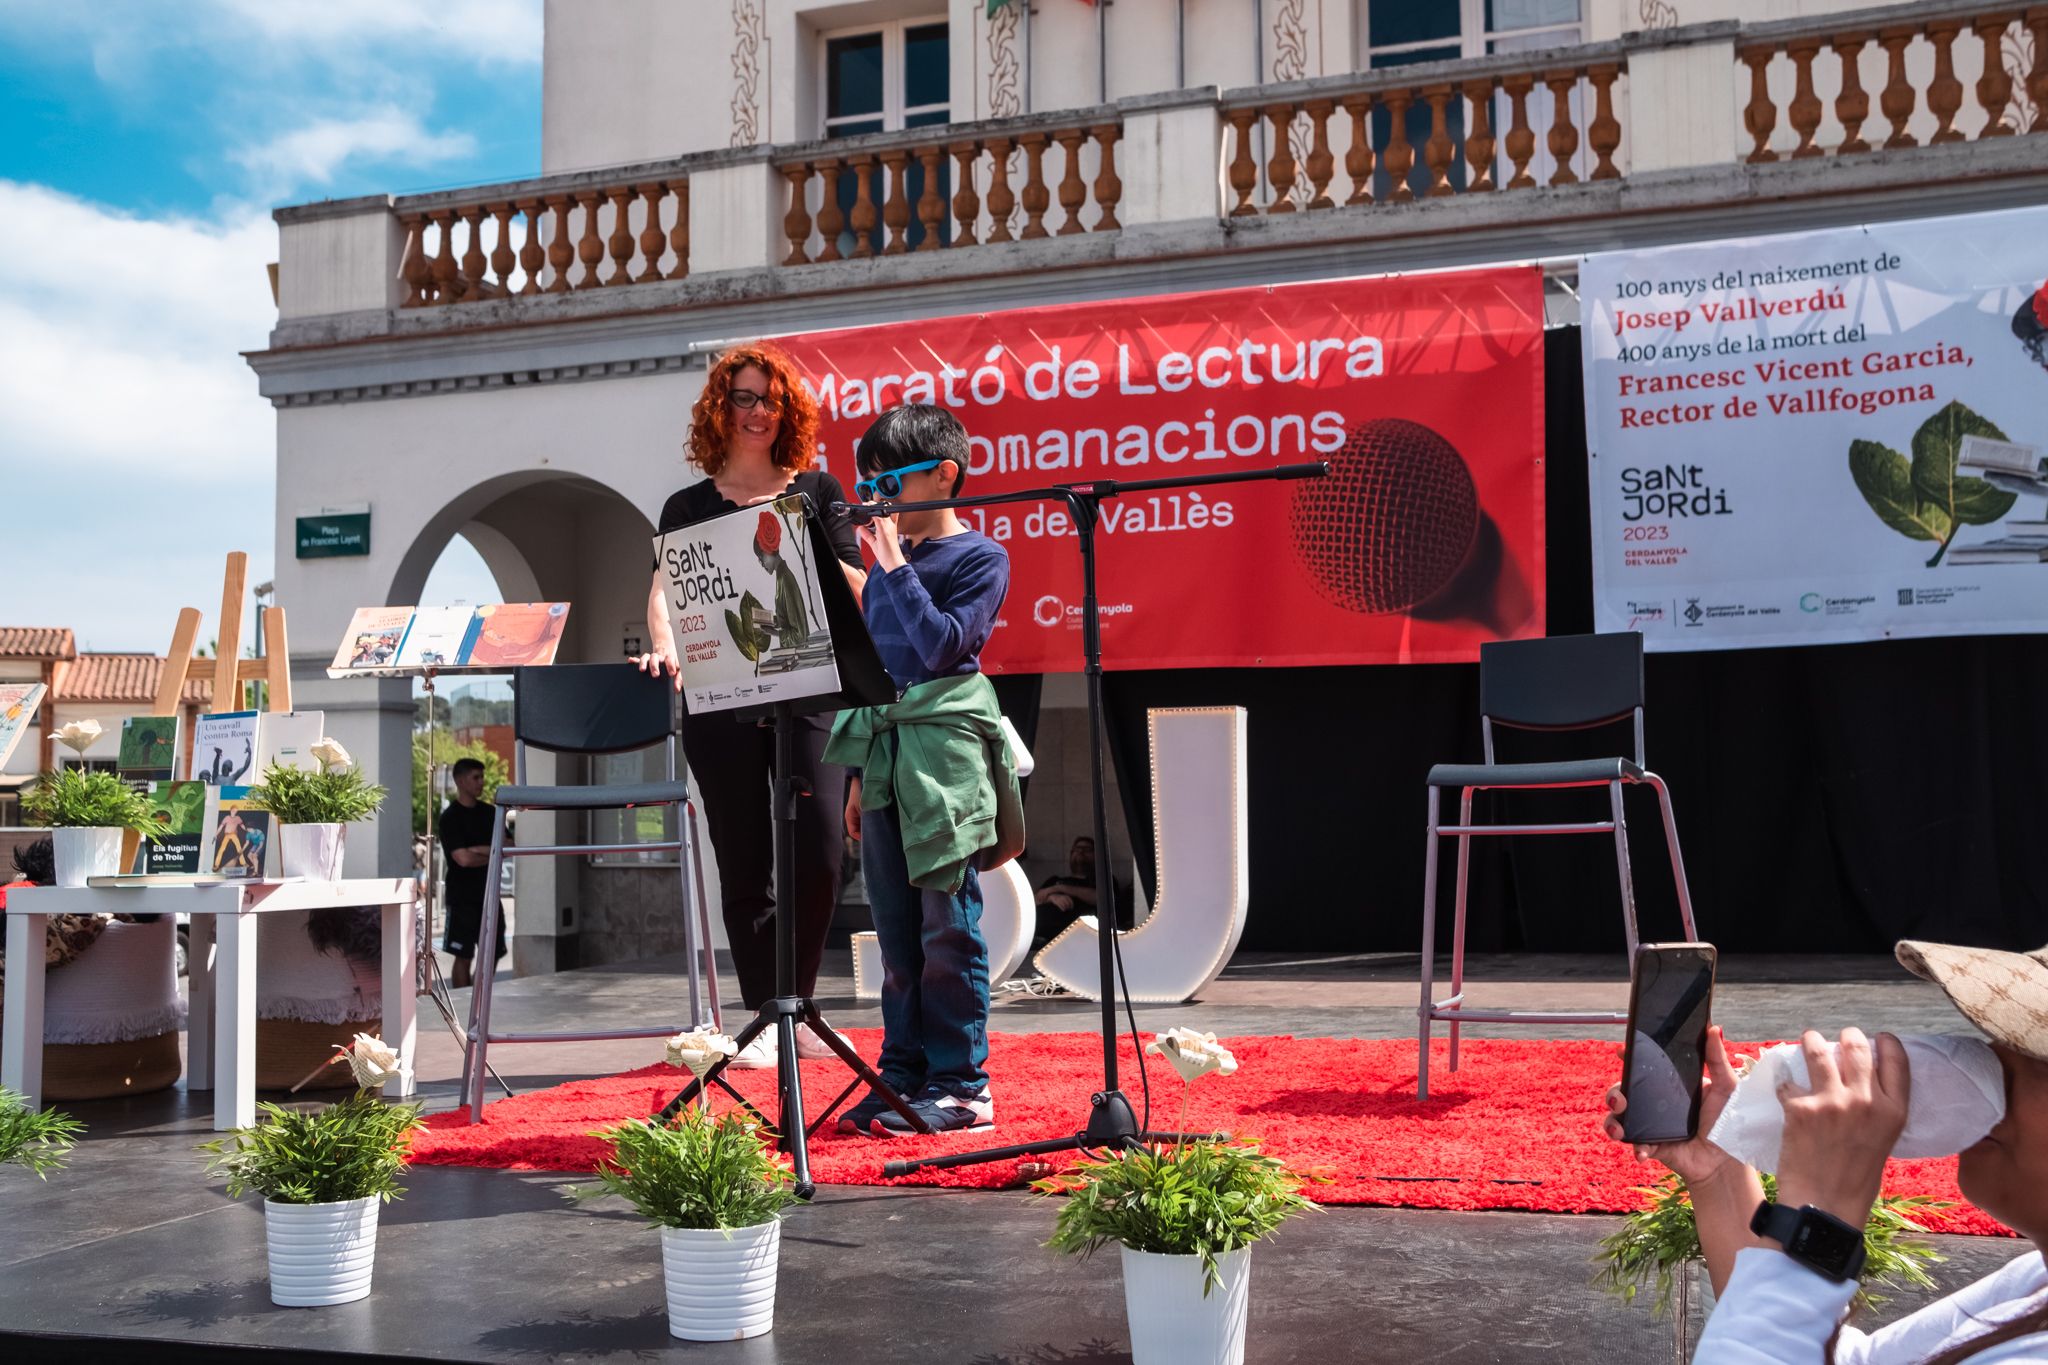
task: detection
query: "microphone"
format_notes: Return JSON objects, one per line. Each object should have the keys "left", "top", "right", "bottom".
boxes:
{"left": 828, "top": 500, "right": 895, "bottom": 525}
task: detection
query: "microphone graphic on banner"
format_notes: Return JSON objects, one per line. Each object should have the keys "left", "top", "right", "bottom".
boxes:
{"left": 1288, "top": 416, "right": 1533, "bottom": 634}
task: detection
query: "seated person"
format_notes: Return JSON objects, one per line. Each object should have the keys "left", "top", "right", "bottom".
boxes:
{"left": 1032, "top": 835, "right": 1132, "bottom": 948}
{"left": 1602, "top": 938, "right": 2048, "bottom": 1363}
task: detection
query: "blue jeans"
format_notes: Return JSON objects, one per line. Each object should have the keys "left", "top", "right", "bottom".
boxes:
{"left": 861, "top": 804, "right": 990, "bottom": 1097}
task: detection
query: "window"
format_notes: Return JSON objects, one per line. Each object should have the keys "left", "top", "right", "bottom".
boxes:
{"left": 821, "top": 18, "right": 950, "bottom": 252}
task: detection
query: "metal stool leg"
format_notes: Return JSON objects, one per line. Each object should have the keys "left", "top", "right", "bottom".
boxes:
{"left": 1646, "top": 775, "right": 1698, "bottom": 939}
{"left": 685, "top": 803, "right": 722, "bottom": 1033}
{"left": 1607, "top": 781, "right": 1640, "bottom": 959}
{"left": 461, "top": 815, "right": 511, "bottom": 1121}
{"left": 1448, "top": 786, "right": 1473, "bottom": 1073}
{"left": 1417, "top": 786, "right": 1442, "bottom": 1101}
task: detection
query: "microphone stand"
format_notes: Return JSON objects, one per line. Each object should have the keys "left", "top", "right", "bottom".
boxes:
{"left": 835, "top": 462, "right": 1327, "bottom": 1177}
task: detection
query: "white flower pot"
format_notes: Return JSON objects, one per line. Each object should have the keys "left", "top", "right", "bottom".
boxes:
{"left": 52, "top": 826, "right": 124, "bottom": 887}
{"left": 1120, "top": 1245, "right": 1251, "bottom": 1365}
{"left": 659, "top": 1220, "right": 781, "bottom": 1341}
{"left": 278, "top": 823, "right": 346, "bottom": 881}
{"left": 264, "top": 1196, "right": 379, "bottom": 1307}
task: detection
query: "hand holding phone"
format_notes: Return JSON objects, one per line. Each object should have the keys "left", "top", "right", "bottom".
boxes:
{"left": 1619, "top": 943, "right": 1718, "bottom": 1145}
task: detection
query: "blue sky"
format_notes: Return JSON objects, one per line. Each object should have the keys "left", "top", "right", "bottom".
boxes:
{"left": 0, "top": 0, "right": 544, "bottom": 652}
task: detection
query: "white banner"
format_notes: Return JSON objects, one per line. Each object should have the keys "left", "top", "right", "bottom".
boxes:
{"left": 1581, "top": 205, "right": 2048, "bottom": 650}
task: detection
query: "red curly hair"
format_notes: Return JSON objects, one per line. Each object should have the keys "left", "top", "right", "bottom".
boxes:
{"left": 687, "top": 343, "right": 821, "bottom": 477}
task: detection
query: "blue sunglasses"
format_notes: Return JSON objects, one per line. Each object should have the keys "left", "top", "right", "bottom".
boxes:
{"left": 855, "top": 458, "right": 945, "bottom": 502}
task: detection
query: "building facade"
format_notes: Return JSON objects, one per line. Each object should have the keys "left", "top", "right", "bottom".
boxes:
{"left": 250, "top": 0, "right": 2048, "bottom": 972}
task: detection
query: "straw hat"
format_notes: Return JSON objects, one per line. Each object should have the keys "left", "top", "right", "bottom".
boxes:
{"left": 1896, "top": 941, "right": 2048, "bottom": 1065}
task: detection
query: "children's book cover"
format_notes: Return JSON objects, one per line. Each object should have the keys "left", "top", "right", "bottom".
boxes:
{"left": 141, "top": 780, "right": 206, "bottom": 874}
{"left": 201, "top": 785, "right": 271, "bottom": 880}
{"left": 258, "top": 711, "right": 326, "bottom": 773}
{"left": 192, "top": 711, "right": 261, "bottom": 785}
{"left": 119, "top": 715, "right": 181, "bottom": 781}
{"left": 332, "top": 606, "right": 414, "bottom": 673}
{"left": 465, "top": 602, "right": 570, "bottom": 668}
{"left": 0, "top": 683, "right": 47, "bottom": 770}
{"left": 394, "top": 606, "right": 479, "bottom": 669}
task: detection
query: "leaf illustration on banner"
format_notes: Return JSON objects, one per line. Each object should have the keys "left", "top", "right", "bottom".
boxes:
{"left": 727, "top": 590, "right": 773, "bottom": 663}
{"left": 1850, "top": 400, "right": 2017, "bottom": 567}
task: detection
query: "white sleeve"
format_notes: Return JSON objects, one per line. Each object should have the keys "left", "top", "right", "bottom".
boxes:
{"left": 1696, "top": 1249, "right": 1860, "bottom": 1365}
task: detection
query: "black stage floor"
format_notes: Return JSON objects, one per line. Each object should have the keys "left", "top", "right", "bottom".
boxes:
{"left": 0, "top": 951, "right": 2018, "bottom": 1363}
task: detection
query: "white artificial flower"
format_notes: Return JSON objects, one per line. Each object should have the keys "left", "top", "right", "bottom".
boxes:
{"left": 53, "top": 720, "right": 103, "bottom": 754}
{"left": 341, "top": 1033, "right": 405, "bottom": 1090}
{"left": 1145, "top": 1027, "right": 1239, "bottom": 1085}
{"left": 310, "top": 737, "right": 352, "bottom": 771}
{"left": 665, "top": 1029, "right": 738, "bottom": 1080}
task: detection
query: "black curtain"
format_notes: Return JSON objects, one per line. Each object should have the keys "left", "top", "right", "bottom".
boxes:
{"left": 1086, "top": 326, "right": 2048, "bottom": 956}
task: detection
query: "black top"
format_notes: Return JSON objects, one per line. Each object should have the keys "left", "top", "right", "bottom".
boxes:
{"left": 652, "top": 469, "right": 864, "bottom": 571}
{"left": 439, "top": 800, "right": 497, "bottom": 912}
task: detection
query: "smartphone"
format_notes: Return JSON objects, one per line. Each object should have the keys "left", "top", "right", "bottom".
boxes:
{"left": 1619, "top": 942, "right": 1718, "bottom": 1144}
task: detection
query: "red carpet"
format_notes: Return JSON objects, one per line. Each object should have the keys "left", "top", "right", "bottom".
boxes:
{"left": 412, "top": 1031, "right": 2007, "bottom": 1235}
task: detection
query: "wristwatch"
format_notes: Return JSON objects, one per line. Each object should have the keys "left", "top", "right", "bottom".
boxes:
{"left": 1750, "top": 1201, "right": 1867, "bottom": 1283}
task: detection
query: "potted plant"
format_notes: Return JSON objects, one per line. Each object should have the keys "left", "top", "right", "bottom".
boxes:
{"left": 202, "top": 1034, "right": 420, "bottom": 1307}
{"left": 1593, "top": 1171, "right": 1950, "bottom": 1364}
{"left": 0, "top": 1088, "right": 84, "bottom": 1177}
{"left": 27, "top": 723, "right": 165, "bottom": 886}
{"left": 246, "top": 739, "right": 386, "bottom": 881}
{"left": 568, "top": 1030, "right": 798, "bottom": 1341}
{"left": 1040, "top": 1029, "right": 1318, "bottom": 1365}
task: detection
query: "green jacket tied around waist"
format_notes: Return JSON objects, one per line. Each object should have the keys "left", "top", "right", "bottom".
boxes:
{"left": 825, "top": 672, "right": 1026, "bottom": 893}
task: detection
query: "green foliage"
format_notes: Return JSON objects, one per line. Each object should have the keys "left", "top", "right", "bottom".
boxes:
{"left": 0, "top": 1088, "right": 84, "bottom": 1178}
{"left": 567, "top": 1106, "right": 797, "bottom": 1231}
{"left": 201, "top": 1092, "right": 424, "bottom": 1205}
{"left": 246, "top": 762, "right": 387, "bottom": 825}
{"left": 1040, "top": 1139, "right": 1318, "bottom": 1292}
{"left": 410, "top": 733, "right": 507, "bottom": 835}
{"left": 24, "top": 768, "right": 166, "bottom": 835}
{"left": 1593, "top": 1172, "right": 1950, "bottom": 1316}
{"left": 1850, "top": 400, "right": 2018, "bottom": 567}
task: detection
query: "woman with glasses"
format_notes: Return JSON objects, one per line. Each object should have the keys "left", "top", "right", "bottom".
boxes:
{"left": 636, "top": 344, "right": 864, "bottom": 1068}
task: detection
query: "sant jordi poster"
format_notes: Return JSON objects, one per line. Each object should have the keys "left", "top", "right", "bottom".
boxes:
{"left": 654, "top": 495, "right": 841, "bottom": 715}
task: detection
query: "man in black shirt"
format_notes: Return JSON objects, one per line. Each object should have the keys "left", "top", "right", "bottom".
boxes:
{"left": 439, "top": 757, "right": 502, "bottom": 988}
{"left": 1032, "top": 835, "right": 1133, "bottom": 949}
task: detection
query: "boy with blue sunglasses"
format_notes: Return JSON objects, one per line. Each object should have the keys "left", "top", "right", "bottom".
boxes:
{"left": 825, "top": 404, "right": 1022, "bottom": 1137}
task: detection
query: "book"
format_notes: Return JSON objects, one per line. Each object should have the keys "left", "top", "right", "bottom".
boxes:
{"left": 1948, "top": 541, "right": 2048, "bottom": 565}
{"left": 465, "top": 602, "right": 571, "bottom": 668}
{"left": 394, "top": 606, "right": 480, "bottom": 669}
{"left": 200, "top": 785, "right": 272, "bottom": 880}
{"left": 332, "top": 606, "right": 414, "bottom": 673}
{"left": 258, "top": 710, "right": 326, "bottom": 773}
{"left": 192, "top": 710, "right": 262, "bottom": 785}
{"left": 118, "top": 714, "right": 181, "bottom": 782}
{"left": 0, "top": 683, "right": 45, "bottom": 770}
{"left": 140, "top": 780, "right": 206, "bottom": 874}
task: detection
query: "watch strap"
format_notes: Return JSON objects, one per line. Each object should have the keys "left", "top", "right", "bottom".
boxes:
{"left": 1749, "top": 1201, "right": 1867, "bottom": 1284}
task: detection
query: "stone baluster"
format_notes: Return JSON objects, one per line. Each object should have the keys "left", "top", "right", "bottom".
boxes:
{"left": 880, "top": 149, "right": 912, "bottom": 254}
{"left": 1019, "top": 133, "right": 1052, "bottom": 239}
{"left": 398, "top": 212, "right": 433, "bottom": 306}
{"left": 1303, "top": 100, "right": 1336, "bottom": 209}
{"left": 1544, "top": 72, "right": 1580, "bottom": 186}
{"left": 814, "top": 161, "right": 845, "bottom": 263}
{"left": 781, "top": 164, "right": 814, "bottom": 266}
{"left": 848, "top": 153, "right": 878, "bottom": 259}
{"left": 1975, "top": 15, "right": 2015, "bottom": 137}
{"left": 1741, "top": 47, "right": 1779, "bottom": 163}
{"left": 1833, "top": 34, "right": 1872, "bottom": 154}
{"left": 1340, "top": 94, "right": 1375, "bottom": 206}
{"left": 950, "top": 142, "right": 982, "bottom": 246}
{"left": 1382, "top": 89, "right": 1416, "bottom": 203}
{"left": 544, "top": 195, "right": 574, "bottom": 292}
{"left": 1462, "top": 80, "right": 1496, "bottom": 192}
{"left": 1502, "top": 75, "right": 1537, "bottom": 189}
{"left": 666, "top": 180, "right": 690, "bottom": 279}
{"left": 1225, "top": 109, "right": 1260, "bottom": 216}
{"left": 604, "top": 186, "right": 635, "bottom": 284}
{"left": 1091, "top": 124, "right": 1122, "bottom": 231}
{"left": 985, "top": 137, "right": 1017, "bottom": 243}
{"left": 487, "top": 203, "right": 516, "bottom": 293}
{"left": 1264, "top": 104, "right": 1298, "bottom": 212}
{"left": 1877, "top": 28, "right": 1918, "bottom": 148}
{"left": 635, "top": 183, "right": 667, "bottom": 281}
{"left": 1054, "top": 128, "right": 1088, "bottom": 235}
{"left": 428, "top": 208, "right": 460, "bottom": 305}
{"left": 459, "top": 205, "right": 488, "bottom": 299}
{"left": 1786, "top": 41, "right": 1824, "bottom": 157}
{"left": 915, "top": 146, "right": 946, "bottom": 250}
{"left": 1926, "top": 20, "right": 1965, "bottom": 143}
{"left": 574, "top": 190, "right": 605, "bottom": 288}
{"left": 1422, "top": 85, "right": 1455, "bottom": 196}
{"left": 1586, "top": 65, "right": 1621, "bottom": 180}
{"left": 2029, "top": 9, "right": 2048, "bottom": 133}
{"left": 516, "top": 199, "right": 546, "bottom": 294}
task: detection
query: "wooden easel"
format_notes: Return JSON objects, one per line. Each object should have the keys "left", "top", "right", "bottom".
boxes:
{"left": 154, "top": 551, "right": 294, "bottom": 781}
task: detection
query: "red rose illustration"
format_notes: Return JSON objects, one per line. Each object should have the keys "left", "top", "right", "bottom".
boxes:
{"left": 755, "top": 510, "right": 781, "bottom": 555}
{"left": 2034, "top": 281, "right": 2048, "bottom": 330}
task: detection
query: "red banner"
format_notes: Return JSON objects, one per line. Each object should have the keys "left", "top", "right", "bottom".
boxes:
{"left": 781, "top": 266, "right": 1546, "bottom": 672}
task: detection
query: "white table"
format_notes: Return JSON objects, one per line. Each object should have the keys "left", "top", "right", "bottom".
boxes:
{"left": 3, "top": 878, "right": 417, "bottom": 1129}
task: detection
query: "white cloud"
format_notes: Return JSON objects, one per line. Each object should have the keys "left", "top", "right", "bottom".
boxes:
{"left": 214, "top": 0, "right": 544, "bottom": 68}
{"left": 232, "top": 110, "right": 479, "bottom": 197}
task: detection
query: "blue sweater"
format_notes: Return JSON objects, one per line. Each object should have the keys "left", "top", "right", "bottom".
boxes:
{"left": 862, "top": 531, "right": 1010, "bottom": 691}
